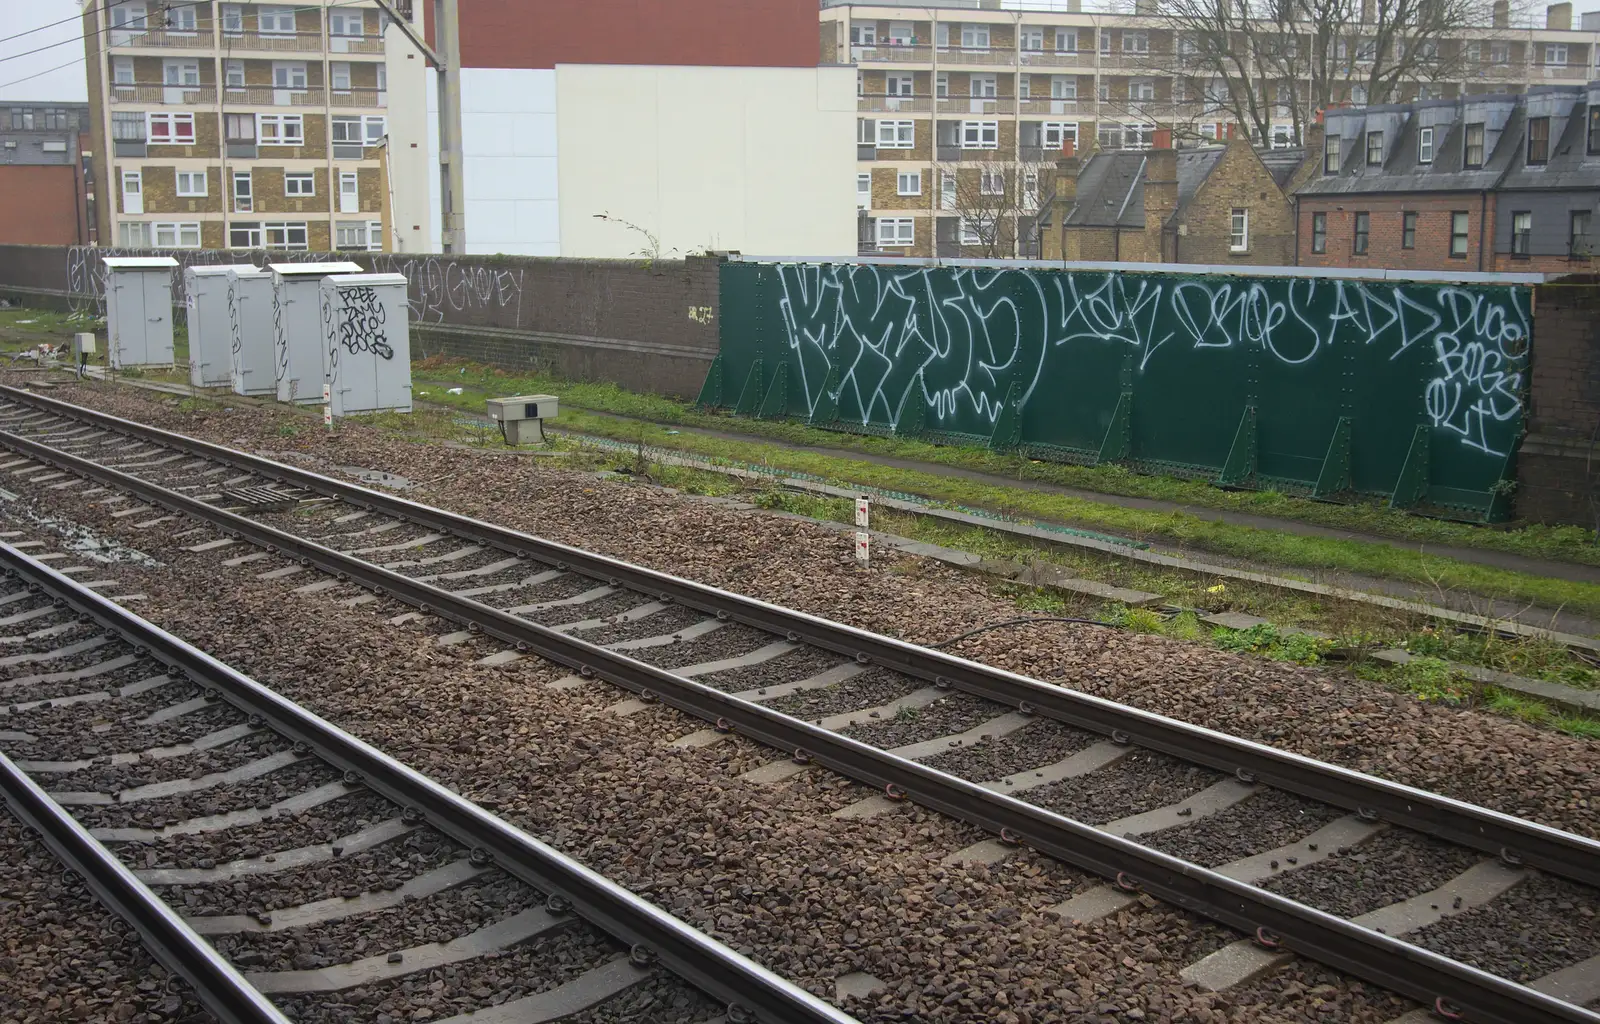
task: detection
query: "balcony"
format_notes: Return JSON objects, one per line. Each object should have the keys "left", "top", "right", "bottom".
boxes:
{"left": 852, "top": 43, "right": 931, "bottom": 64}
{"left": 1533, "top": 62, "right": 1589, "bottom": 80}
{"left": 218, "top": 31, "right": 326, "bottom": 53}
{"left": 107, "top": 28, "right": 213, "bottom": 49}
{"left": 327, "top": 35, "right": 384, "bottom": 54}
{"left": 110, "top": 84, "right": 218, "bottom": 105}
{"left": 1019, "top": 97, "right": 1090, "bottom": 115}
{"left": 1097, "top": 49, "right": 1168, "bottom": 70}
{"left": 860, "top": 93, "right": 932, "bottom": 113}
{"left": 935, "top": 46, "right": 1016, "bottom": 67}
{"left": 937, "top": 96, "right": 1016, "bottom": 114}
{"left": 329, "top": 88, "right": 389, "bottom": 108}
{"left": 1020, "top": 48, "right": 1093, "bottom": 68}
{"left": 222, "top": 86, "right": 329, "bottom": 106}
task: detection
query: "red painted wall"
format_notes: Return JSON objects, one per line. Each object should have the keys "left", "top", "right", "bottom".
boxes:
{"left": 459, "top": 0, "right": 817, "bottom": 69}
{"left": 0, "top": 166, "right": 85, "bottom": 246}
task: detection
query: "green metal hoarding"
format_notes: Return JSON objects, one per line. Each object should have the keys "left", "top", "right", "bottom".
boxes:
{"left": 700, "top": 260, "right": 1532, "bottom": 521}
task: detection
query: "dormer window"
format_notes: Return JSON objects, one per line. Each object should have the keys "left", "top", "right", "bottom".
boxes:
{"left": 1464, "top": 122, "right": 1485, "bottom": 169}
{"left": 1528, "top": 116, "right": 1550, "bottom": 165}
{"left": 1366, "top": 130, "right": 1384, "bottom": 166}
{"left": 1324, "top": 133, "right": 1341, "bottom": 174}
{"left": 1419, "top": 126, "right": 1434, "bottom": 164}
{"left": 1589, "top": 107, "right": 1600, "bottom": 155}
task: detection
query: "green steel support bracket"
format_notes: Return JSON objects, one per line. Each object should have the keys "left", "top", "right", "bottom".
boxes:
{"left": 732, "top": 360, "right": 763, "bottom": 417}
{"left": 1388, "top": 426, "right": 1431, "bottom": 509}
{"left": 807, "top": 367, "right": 840, "bottom": 425}
{"left": 1313, "top": 416, "right": 1353, "bottom": 497}
{"left": 756, "top": 362, "right": 788, "bottom": 420}
{"left": 1096, "top": 391, "right": 1132, "bottom": 465}
{"left": 1216, "top": 404, "right": 1258, "bottom": 487}
{"left": 894, "top": 385, "right": 926, "bottom": 439}
{"left": 988, "top": 381, "right": 1025, "bottom": 451}
{"left": 694, "top": 354, "right": 724, "bottom": 409}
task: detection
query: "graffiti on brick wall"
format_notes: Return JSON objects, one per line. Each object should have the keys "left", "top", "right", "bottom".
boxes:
{"left": 772, "top": 264, "right": 1529, "bottom": 458}
{"left": 64, "top": 247, "right": 526, "bottom": 328}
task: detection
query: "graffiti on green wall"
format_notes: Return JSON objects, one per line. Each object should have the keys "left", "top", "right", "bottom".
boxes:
{"left": 709, "top": 262, "right": 1532, "bottom": 520}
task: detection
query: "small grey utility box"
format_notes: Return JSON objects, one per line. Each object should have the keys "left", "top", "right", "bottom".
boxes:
{"left": 319, "top": 272, "right": 413, "bottom": 417}
{"left": 185, "top": 264, "right": 253, "bottom": 388}
{"left": 486, "top": 394, "right": 558, "bottom": 444}
{"left": 227, "top": 266, "right": 275, "bottom": 396}
{"left": 103, "top": 256, "right": 178, "bottom": 369}
{"left": 269, "top": 261, "right": 363, "bottom": 403}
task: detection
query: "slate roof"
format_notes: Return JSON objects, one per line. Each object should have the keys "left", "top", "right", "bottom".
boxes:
{"left": 1499, "top": 89, "right": 1600, "bottom": 191}
{"left": 1063, "top": 151, "right": 1147, "bottom": 228}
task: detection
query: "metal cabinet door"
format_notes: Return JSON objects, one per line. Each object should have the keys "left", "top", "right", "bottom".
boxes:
{"left": 109, "top": 273, "right": 145, "bottom": 368}
{"left": 142, "top": 270, "right": 174, "bottom": 365}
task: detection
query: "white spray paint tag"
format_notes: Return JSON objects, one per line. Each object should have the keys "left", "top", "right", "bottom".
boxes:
{"left": 855, "top": 530, "right": 870, "bottom": 568}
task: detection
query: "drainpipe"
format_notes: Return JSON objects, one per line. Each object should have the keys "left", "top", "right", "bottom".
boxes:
{"left": 1478, "top": 189, "right": 1488, "bottom": 271}
{"left": 1293, "top": 195, "right": 1300, "bottom": 265}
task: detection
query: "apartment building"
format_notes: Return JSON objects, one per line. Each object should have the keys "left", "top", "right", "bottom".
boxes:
{"left": 823, "top": 0, "right": 1600, "bottom": 257}
{"left": 0, "top": 102, "right": 93, "bottom": 244}
{"left": 82, "top": 0, "right": 431, "bottom": 254}
{"left": 1297, "top": 85, "right": 1600, "bottom": 272}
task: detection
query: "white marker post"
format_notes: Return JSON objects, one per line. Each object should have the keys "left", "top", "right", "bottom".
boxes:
{"left": 854, "top": 494, "right": 870, "bottom": 568}
{"left": 323, "top": 382, "right": 333, "bottom": 430}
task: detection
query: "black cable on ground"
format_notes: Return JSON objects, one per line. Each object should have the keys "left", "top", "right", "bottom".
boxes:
{"left": 934, "top": 616, "right": 1116, "bottom": 649}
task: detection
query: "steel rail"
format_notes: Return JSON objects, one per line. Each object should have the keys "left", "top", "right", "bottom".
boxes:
{"left": 0, "top": 427, "right": 1596, "bottom": 1024}
{"left": 2, "top": 384, "right": 1597, "bottom": 889}
{"left": 0, "top": 748, "right": 291, "bottom": 1024}
{"left": 0, "top": 542, "right": 857, "bottom": 1024}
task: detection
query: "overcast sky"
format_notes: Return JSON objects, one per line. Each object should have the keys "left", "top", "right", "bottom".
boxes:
{"left": 1, "top": 0, "right": 90, "bottom": 103}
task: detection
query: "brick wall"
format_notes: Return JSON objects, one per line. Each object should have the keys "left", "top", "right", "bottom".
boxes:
{"left": 1171, "top": 139, "right": 1297, "bottom": 266}
{"left": 1517, "top": 277, "right": 1600, "bottom": 524}
{"left": 0, "top": 167, "right": 85, "bottom": 245}
{"left": 1297, "top": 194, "right": 1495, "bottom": 271}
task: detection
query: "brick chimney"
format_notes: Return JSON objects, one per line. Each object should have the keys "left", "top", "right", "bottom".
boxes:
{"left": 1494, "top": 0, "right": 1510, "bottom": 27}
{"left": 1050, "top": 138, "right": 1083, "bottom": 259}
{"left": 1143, "top": 129, "right": 1178, "bottom": 242}
{"left": 1548, "top": 2, "right": 1572, "bottom": 29}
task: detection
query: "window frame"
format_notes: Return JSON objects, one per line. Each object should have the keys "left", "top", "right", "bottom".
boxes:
{"left": 1450, "top": 211, "right": 1470, "bottom": 258}
{"left": 856, "top": 172, "right": 871, "bottom": 209}
{"left": 959, "top": 218, "right": 983, "bottom": 246}
{"left": 117, "top": 221, "right": 152, "bottom": 248}
{"left": 1570, "top": 210, "right": 1592, "bottom": 259}
{"left": 328, "top": 10, "right": 365, "bottom": 36}
{"left": 163, "top": 58, "right": 200, "bottom": 87}
{"left": 1311, "top": 211, "right": 1327, "bottom": 253}
{"left": 1042, "top": 121, "right": 1077, "bottom": 150}
{"left": 257, "top": 113, "right": 305, "bottom": 146}
{"left": 875, "top": 217, "right": 914, "bottom": 247}
{"left": 1527, "top": 116, "right": 1550, "bottom": 166}
{"left": 897, "top": 170, "right": 921, "bottom": 196}
{"left": 1418, "top": 126, "right": 1434, "bottom": 164}
{"left": 979, "top": 168, "right": 1005, "bottom": 196}
{"left": 960, "top": 120, "right": 999, "bottom": 150}
{"left": 1229, "top": 208, "right": 1248, "bottom": 252}
{"left": 1130, "top": 77, "right": 1155, "bottom": 101}
{"left": 940, "top": 171, "right": 956, "bottom": 210}
{"left": 875, "top": 119, "right": 914, "bottom": 149}
{"left": 1366, "top": 130, "right": 1383, "bottom": 166}
{"left": 335, "top": 221, "right": 373, "bottom": 251}
{"left": 225, "top": 111, "right": 256, "bottom": 142}
{"left": 1324, "top": 133, "right": 1340, "bottom": 174}
{"left": 225, "top": 59, "right": 245, "bottom": 88}
{"left": 271, "top": 61, "right": 308, "bottom": 90}
{"left": 971, "top": 74, "right": 997, "bottom": 99}
{"left": 112, "top": 56, "right": 135, "bottom": 86}
{"left": 165, "top": 3, "right": 196, "bottom": 32}
{"left": 1402, "top": 210, "right": 1417, "bottom": 249}
{"left": 959, "top": 23, "right": 990, "bottom": 49}
{"left": 331, "top": 62, "right": 352, "bottom": 92}
{"left": 175, "top": 169, "right": 207, "bottom": 197}
{"left": 283, "top": 170, "right": 315, "bottom": 196}
{"left": 220, "top": 3, "right": 243, "bottom": 35}
{"left": 1511, "top": 210, "right": 1532, "bottom": 257}
{"left": 1021, "top": 27, "right": 1044, "bottom": 51}
{"left": 1546, "top": 43, "right": 1568, "bottom": 66}
{"left": 1123, "top": 31, "right": 1149, "bottom": 53}
{"left": 147, "top": 111, "right": 196, "bottom": 145}
{"left": 233, "top": 170, "right": 253, "bottom": 212}
{"left": 152, "top": 221, "right": 202, "bottom": 249}
{"left": 258, "top": 5, "right": 295, "bottom": 34}
{"left": 1352, "top": 211, "right": 1370, "bottom": 255}
{"left": 111, "top": 110, "right": 145, "bottom": 142}
{"left": 1055, "top": 28, "right": 1076, "bottom": 52}
{"left": 263, "top": 221, "right": 309, "bottom": 250}
{"left": 1464, "top": 123, "right": 1485, "bottom": 169}
{"left": 229, "top": 222, "right": 262, "bottom": 249}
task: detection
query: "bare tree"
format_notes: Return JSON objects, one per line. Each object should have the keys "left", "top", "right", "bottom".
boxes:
{"left": 933, "top": 158, "right": 1050, "bottom": 259}
{"left": 1141, "top": 0, "right": 1523, "bottom": 148}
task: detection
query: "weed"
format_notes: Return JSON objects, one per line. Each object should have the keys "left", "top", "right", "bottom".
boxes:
{"left": 276, "top": 424, "right": 300, "bottom": 437}
{"left": 1356, "top": 656, "right": 1469, "bottom": 703}
{"left": 1111, "top": 605, "right": 1167, "bottom": 634}
{"left": 893, "top": 704, "right": 919, "bottom": 722}
{"left": 1213, "top": 623, "right": 1332, "bottom": 665}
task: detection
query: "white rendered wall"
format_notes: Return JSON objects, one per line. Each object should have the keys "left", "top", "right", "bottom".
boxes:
{"left": 554, "top": 65, "right": 855, "bottom": 259}
{"left": 383, "top": 5, "right": 433, "bottom": 253}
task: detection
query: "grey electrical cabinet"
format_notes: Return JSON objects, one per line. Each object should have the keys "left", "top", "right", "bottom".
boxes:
{"left": 485, "top": 394, "right": 558, "bottom": 444}
{"left": 185, "top": 264, "right": 253, "bottom": 388}
{"left": 227, "top": 266, "right": 275, "bottom": 396}
{"left": 320, "top": 273, "right": 412, "bottom": 416}
{"left": 103, "top": 257, "right": 178, "bottom": 369}
{"left": 269, "top": 261, "right": 363, "bottom": 404}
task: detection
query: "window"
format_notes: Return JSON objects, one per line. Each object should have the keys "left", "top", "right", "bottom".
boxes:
{"left": 110, "top": 2, "right": 147, "bottom": 34}
{"left": 885, "top": 73, "right": 913, "bottom": 97}
{"left": 1402, "top": 210, "right": 1417, "bottom": 249}
{"left": 1056, "top": 29, "right": 1076, "bottom": 52}
{"left": 1324, "top": 133, "right": 1340, "bottom": 174}
{"left": 935, "top": 73, "right": 948, "bottom": 99}
{"left": 1123, "top": 31, "right": 1148, "bottom": 53}
{"left": 1590, "top": 107, "right": 1600, "bottom": 155}
{"left": 42, "top": 108, "right": 70, "bottom": 131}
{"left": 233, "top": 170, "right": 252, "bottom": 212}
{"left": 147, "top": 112, "right": 195, "bottom": 145}
{"left": 258, "top": 6, "right": 295, "bottom": 33}
{"left": 1019, "top": 78, "right": 1030, "bottom": 100}
{"left": 1466, "top": 41, "right": 1481, "bottom": 61}
{"left": 958, "top": 218, "right": 982, "bottom": 246}
{"left": 1023, "top": 169, "right": 1038, "bottom": 211}
{"left": 940, "top": 171, "right": 956, "bottom": 210}
{"left": 229, "top": 222, "right": 261, "bottom": 249}
{"left": 331, "top": 62, "right": 352, "bottom": 92}
{"left": 1021, "top": 27, "right": 1043, "bottom": 51}
{"left": 961, "top": 120, "right": 999, "bottom": 149}
{"left": 1098, "top": 123, "right": 1122, "bottom": 149}
{"left": 225, "top": 112, "right": 255, "bottom": 141}
{"left": 1418, "top": 126, "right": 1434, "bottom": 164}
{"left": 163, "top": 59, "right": 200, "bottom": 87}
{"left": 8, "top": 108, "right": 32, "bottom": 131}
{"left": 1464, "top": 123, "right": 1484, "bottom": 168}
{"left": 980, "top": 168, "right": 1004, "bottom": 195}
{"left": 1271, "top": 124, "right": 1294, "bottom": 148}
{"left": 1571, "top": 210, "right": 1592, "bottom": 258}
{"left": 336, "top": 222, "right": 382, "bottom": 251}
{"left": 857, "top": 172, "right": 871, "bottom": 209}
{"left": 885, "top": 22, "right": 912, "bottom": 45}
{"left": 1130, "top": 78, "right": 1155, "bottom": 101}
{"left": 113, "top": 57, "right": 134, "bottom": 86}
{"left": 959, "top": 24, "right": 989, "bottom": 49}
{"left": 1528, "top": 117, "right": 1549, "bottom": 165}
{"left": 328, "top": 10, "right": 364, "bottom": 35}
{"left": 221, "top": 4, "right": 242, "bottom": 34}
{"left": 875, "top": 120, "right": 913, "bottom": 148}
{"left": 1042, "top": 121, "right": 1077, "bottom": 149}
{"left": 1546, "top": 43, "right": 1568, "bottom": 66}
{"left": 272, "top": 63, "right": 307, "bottom": 90}
{"left": 117, "top": 221, "right": 151, "bottom": 248}
{"left": 1450, "top": 211, "right": 1469, "bottom": 257}
{"left": 876, "top": 218, "right": 914, "bottom": 246}
{"left": 857, "top": 118, "right": 874, "bottom": 145}
{"left": 1230, "top": 208, "right": 1248, "bottom": 252}
{"left": 284, "top": 171, "right": 314, "bottom": 196}
{"left": 849, "top": 22, "right": 875, "bottom": 46}
{"left": 1100, "top": 32, "right": 1111, "bottom": 54}
{"left": 258, "top": 114, "right": 304, "bottom": 145}
{"left": 363, "top": 115, "right": 385, "bottom": 144}
{"left": 1353, "top": 211, "right": 1370, "bottom": 254}
{"left": 1051, "top": 76, "right": 1076, "bottom": 100}
{"left": 1311, "top": 211, "right": 1327, "bottom": 253}
{"left": 971, "top": 75, "right": 997, "bottom": 98}
{"left": 225, "top": 60, "right": 245, "bottom": 88}
{"left": 176, "top": 170, "right": 206, "bottom": 196}
{"left": 1098, "top": 81, "right": 1109, "bottom": 102}
{"left": 111, "top": 111, "right": 145, "bottom": 141}
{"left": 1509, "top": 211, "right": 1532, "bottom": 256}
{"left": 165, "top": 3, "right": 196, "bottom": 31}
{"left": 856, "top": 71, "right": 863, "bottom": 97}
{"left": 1349, "top": 84, "right": 1368, "bottom": 107}
{"left": 1418, "top": 84, "right": 1439, "bottom": 101}
{"left": 264, "top": 222, "right": 309, "bottom": 250}
{"left": 897, "top": 170, "right": 921, "bottom": 196}
{"left": 1366, "top": 130, "right": 1383, "bottom": 166}
{"left": 1490, "top": 42, "right": 1509, "bottom": 65}
{"left": 153, "top": 222, "right": 201, "bottom": 248}
{"left": 1124, "top": 124, "right": 1154, "bottom": 150}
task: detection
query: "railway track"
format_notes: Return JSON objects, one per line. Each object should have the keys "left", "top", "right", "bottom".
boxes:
{"left": 0, "top": 536, "right": 856, "bottom": 1024}
{"left": 0, "top": 381, "right": 1597, "bottom": 1024}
